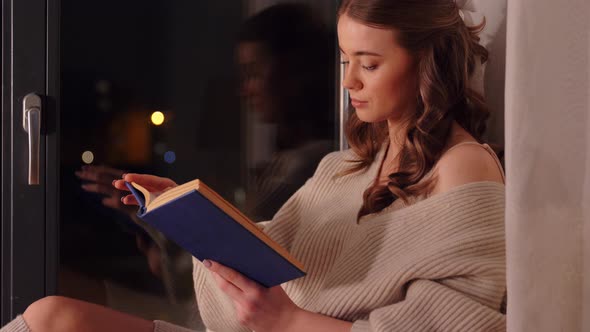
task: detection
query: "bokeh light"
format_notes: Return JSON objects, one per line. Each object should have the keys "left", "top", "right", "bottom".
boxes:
{"left": 164, "top": 151, "right": 176, "bottom": 164}
{"left": 151, "top": 111, "right": 165, "bottom": 126}
{"left": 81, "top": 151, "right": 94, "bottom": 164}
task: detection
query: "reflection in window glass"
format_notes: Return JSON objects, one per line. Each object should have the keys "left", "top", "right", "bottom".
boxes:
{"left": 61, "top": 1, "right": 338, "bottom": 329}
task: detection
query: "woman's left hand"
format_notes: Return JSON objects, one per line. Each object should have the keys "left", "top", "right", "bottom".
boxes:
{"left": 203, "top": 259, "right": 302, "bottom": 332}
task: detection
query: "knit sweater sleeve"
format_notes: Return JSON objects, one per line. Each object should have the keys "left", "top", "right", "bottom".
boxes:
{"left": 350, "top": 278, "right": 506, "bottom": 332}
{"left": 0, "top": 316, "right": 30, "bottom": 332}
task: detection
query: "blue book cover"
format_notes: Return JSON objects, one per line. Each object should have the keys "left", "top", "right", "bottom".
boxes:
{"left": 125, "top": 180, "right": 306, "bottom": 288}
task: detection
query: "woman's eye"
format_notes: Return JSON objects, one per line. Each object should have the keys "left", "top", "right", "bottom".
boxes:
{"left": 340, "top": 60, "right": 350, "bottom": 66}
{"left": 362, "top": 65, "right": 377, "bottom": 71}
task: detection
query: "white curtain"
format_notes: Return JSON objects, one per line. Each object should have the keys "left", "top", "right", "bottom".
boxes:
{"left": 457, "top": 0, "right": 507, "bottom": 146}
{"left": 505, "top": 0, "right": 590, "bottom": 331}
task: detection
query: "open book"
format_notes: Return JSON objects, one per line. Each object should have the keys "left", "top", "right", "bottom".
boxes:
{"left": 125, "top": 179, "right": 306, "bottom": 287}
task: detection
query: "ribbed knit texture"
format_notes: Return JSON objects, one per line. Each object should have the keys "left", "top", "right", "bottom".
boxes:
{"left": 0, "top": 316, "right": 30, "bottom": 332}
{"left": 192, "top": 145, "right": 507, "bottom": 332}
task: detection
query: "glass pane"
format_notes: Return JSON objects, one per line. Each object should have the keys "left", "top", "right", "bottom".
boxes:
{"left": 59, "top": 0, "right": 338, "bottom": 329}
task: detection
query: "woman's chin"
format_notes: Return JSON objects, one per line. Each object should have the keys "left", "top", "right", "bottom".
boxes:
{"left": 355, "top": 109, "right": 385, "bottom": 124}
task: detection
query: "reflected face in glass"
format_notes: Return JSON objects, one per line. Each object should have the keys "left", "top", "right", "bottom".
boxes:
{"left": 338, "top": 14, "right": 418, "bottom": 123}
{"left": 237, "top": 41, "right": 275, "bottom": 122}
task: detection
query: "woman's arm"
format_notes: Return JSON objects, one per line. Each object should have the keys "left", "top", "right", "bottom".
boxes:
{"left": 204, "top": 260, "right": 352, "bottom": 332}
{"left": 204, "top": 259, "right": 506, "bottom": 332}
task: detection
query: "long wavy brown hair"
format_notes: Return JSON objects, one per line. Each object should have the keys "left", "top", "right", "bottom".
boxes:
{"left": 338, "top": 0, "right": 491, "bottom": 218}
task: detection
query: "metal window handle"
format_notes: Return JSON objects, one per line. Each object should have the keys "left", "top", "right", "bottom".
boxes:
{"left": 22, "top": 93, "right": 41, "bottom": 185}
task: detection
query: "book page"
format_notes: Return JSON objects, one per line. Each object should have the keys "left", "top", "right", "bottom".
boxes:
{"left": 129, "top": 182, "right": 157, "bottom": 207}
{"left": 147, "top": 179, "right": 200, "bottom": 212}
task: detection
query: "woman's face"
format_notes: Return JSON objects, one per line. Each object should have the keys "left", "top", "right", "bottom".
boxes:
{"left": 237, "top": 41, "right": 275, "bottom": 122}
{"left": 337, "top": 14, "right": 418, "bottom": 123}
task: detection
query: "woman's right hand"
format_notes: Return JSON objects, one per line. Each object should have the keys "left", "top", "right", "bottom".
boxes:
{"left": 113, "top": 173, "right": 178, "bottom": 206}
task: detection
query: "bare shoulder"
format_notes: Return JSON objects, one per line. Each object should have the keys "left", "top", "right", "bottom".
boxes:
{"left": 431, "top": 142, "right": 504, "bottom": 195}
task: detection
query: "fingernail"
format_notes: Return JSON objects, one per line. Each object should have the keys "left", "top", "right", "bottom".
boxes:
{"left": 112, "top": 180, "right": 116, "bottom": 186}
{"left": 120, "top": 196, "right": 125, "bottom": 203}
{"left": 203, "top": 260, "right": 212, "bottom": 268}
{"left": 121, "top": 173, "right": 127, "bottom": 179}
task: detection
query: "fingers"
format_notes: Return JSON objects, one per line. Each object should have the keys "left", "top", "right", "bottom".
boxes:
{"left": 203, "top": 260, "right": 261, "bottom": 294}
{"left": 111, "top": 173, "right": 177, "bottom": 207}
{"left": 113, "top": 179, "right": 131, "bottom": 191}
{"left": 211, "top": 269, "right": 244, "bottom": 299}
{"left": 112, "top": 178, "right": 167, "bottom": 193}
{"left": 120, "top": 194, "right": 139, "bottom": 206}
{"left": 121, "top": 173, "right": 177, "bottom": 192}
{"left": 106, "top": 182, "right": 138, "bottom": 205}
{"left": 123, "top": 173, "right": 177, "bottom": 188}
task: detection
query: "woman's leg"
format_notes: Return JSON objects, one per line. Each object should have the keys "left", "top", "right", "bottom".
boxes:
{"left": 21, "top": 296, "right": 154, "bottom": 332}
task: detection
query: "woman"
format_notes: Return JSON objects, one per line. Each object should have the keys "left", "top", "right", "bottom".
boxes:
{"left": 1, "top": 0, "right": 506, "bottom": 331}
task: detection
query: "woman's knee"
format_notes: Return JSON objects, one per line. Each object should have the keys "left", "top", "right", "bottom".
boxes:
{"left": 23, "top": 296, "right": 82, "bottom": 331}
{"left": 22, "top": 296, "right": 154, "bottom": 332}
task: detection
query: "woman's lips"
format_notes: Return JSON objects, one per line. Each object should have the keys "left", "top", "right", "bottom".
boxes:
{"left": 350, "top": 98, "right": 368, "bottom": 108}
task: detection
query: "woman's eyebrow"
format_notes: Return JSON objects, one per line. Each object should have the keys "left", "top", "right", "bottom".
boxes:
{"left": 339, "top": 47, "right": 383, "bottom": 57}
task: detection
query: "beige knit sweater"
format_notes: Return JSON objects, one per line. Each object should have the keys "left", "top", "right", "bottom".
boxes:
{"left": 0, "top": 144, "right": 506, "bottom": 332}
{"left": 186, "top": 144, "right": 507, "bottom": 332}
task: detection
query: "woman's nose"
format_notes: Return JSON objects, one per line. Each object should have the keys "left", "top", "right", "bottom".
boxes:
{"left": 342, "top": 67, "right": 362, "bottom": 91}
